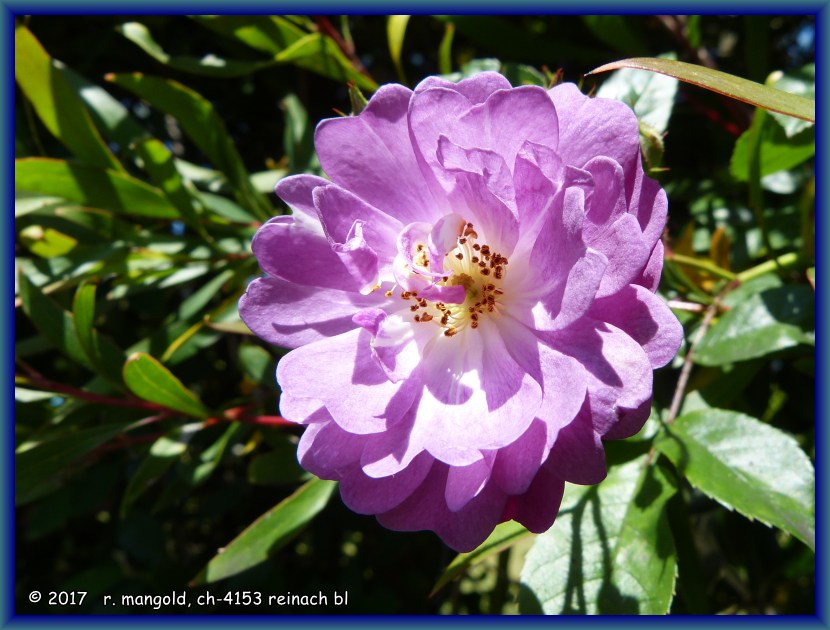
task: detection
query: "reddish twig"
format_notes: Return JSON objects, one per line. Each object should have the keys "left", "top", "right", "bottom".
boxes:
{"left": 17, "top": 373, "right": 171, "bottom": 413}
{"left": 313, "top": 15, "right": 374, "bottom": 81}
{"left": 205, "top": 404, "right": 292, "bottom": 428}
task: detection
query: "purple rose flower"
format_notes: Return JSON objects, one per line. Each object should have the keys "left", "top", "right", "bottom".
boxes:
{"left": 239, "top": 72, "right": 682, "bottom": 552}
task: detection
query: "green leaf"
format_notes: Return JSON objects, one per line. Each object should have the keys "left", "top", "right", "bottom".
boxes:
{"left": 655, "top": 410, "right": 814, "bottom": 549}
{"left": 19, "top": 224, "right": 78, "bottom": 258}
{"left": 695, "top": 284, "right": 814, "bottom": 366}
{"left": 431, "top": 521, "right": 531, "bottom": 597}
{"left": 122, "top": 352, "right": 211, "bottom": 418}
{"left": 106, "top": 73, "right": 271, "bottom": 220}
{"left": 501, "top": 63, "right": 548, "bottom": 88}
{"left": 16, "top": 423, "right": 127, "bottom": 505}
{"left": 768, "top": 64, "right": 814, "bottom": 137}
{"left": 247, "top": 447, "right": 309, "bottom": 486}
{"left": 596, "top": 53, "right": 679, "bottom": 135}
{"left": 14, "top": 25, "right": 121, "bottom": 170}
{"left": 520, "top": 458, "right": 677, "bottom": 614}
{"left": 118, "top": 22, "right": 274, "bottom": 78}
{"left": 438, "top": 21, "right": 455, "bottom": 75}
{"left": 186, "top": 423, "right": 245, "bottom": 486}
{"left": 121, "top": 429, "right": 192, "bottom": 514}
{"left": 72, "top": 282, "right": 126, "bottom": 387}
{"left": 18, "top": 273, "right": 93, "bottom": 370}
{"left": 16, "top": 158, "right": 180, "bottom": 219}
{"left": 195, "top": 477, "right": 337, "bottom": 584}
{"left": 191, "top": 15, "right": 306, "bottom": 55}
{"left": 588, "top": 57, "right": 815, "bottom": 122}
{"left": 59, "top": 65, "right": 149, "bottom": 150}
{"left": 387, "top": 15, "right": 410, "bottom": 83}
{"left": 730, "top": 115, "right": 814, "bottom": 182}
{"left": 275, "top": 32, "right": 378, "bottom": 92}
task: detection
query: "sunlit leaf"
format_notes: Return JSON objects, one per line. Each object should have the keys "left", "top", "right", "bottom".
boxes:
{"left": 520, "top": 458, "right": 677, "bottom": 614}
{"left": 19, "top": 225, "right": 78, "bottom": 258}
{"left": 695, "top": 284, "right": 814, "bottom": 365}
{"left": 15, "top": 25, "right": 121, "bottom": 170}
{"left": 122, "top": 352, "right": 211, "bottom": 418}
{"left": 655, "top": 409, "right": 814, "bottom": 549}
{"left": 194, "top": 477, "right": 337, "bottom": 584}
{"left": 16, "top": 158, "right": 180, "bottom": 219}
{"left": 118, "top": 22, "right": 275, "bottom": 78}
{"left": 387, "top": 15, "right": 410, "bottom": 83}
{"left": 730, "top": 115, "right": 814, "bottom": 182}
{"left": 768, "top": 64, "right": 814, "bottom": 137}
{"left": 596, "top": 53, "right": 678, "bottom": 135}
{"left": 588, "top": 57, "right": 815, "bottom": 122}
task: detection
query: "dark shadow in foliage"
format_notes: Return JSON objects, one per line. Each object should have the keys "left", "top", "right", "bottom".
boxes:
{"left": 593, "top": 489, "right": 640, "bottom": 614}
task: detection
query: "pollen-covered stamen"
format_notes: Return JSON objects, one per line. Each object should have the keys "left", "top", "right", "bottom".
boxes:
{"left": 399, "top": 221, "right": 508, "bottom": 336}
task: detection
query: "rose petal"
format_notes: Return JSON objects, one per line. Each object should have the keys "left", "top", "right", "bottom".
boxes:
{"left": 239, "top": 276, "right": 387, "bottom": 348}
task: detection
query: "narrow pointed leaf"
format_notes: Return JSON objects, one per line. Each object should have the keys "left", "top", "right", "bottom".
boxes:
{"left": 118, "top": 22, "right": 274, "bottom": 78}
{"left": 520, "top": 458, "right": 678, "bottom": 614}
{"left": 72, "top": 281, "right": 126, "bottom": 387}
{"left": 195, "top": 477, "right": 337, "bottom": 584}
{"left": 16, "top": 423, "right": 128, "bottom": 505}
{"left": 123, "top": 352, "right": 211, "bottom": 418}
{"left": 431, "top": 521, "right": 531, "bottom": 597}
{"left": 106, "top": 73, "right": 271, "bottom": 220}
{"left": 19, "top": 273, "right": 93, "bottom": 370}
{"left": 588, "top": 57, "right": 815, "bottom": 122}
{"left": 387, "top": 15, "right": 410, "bottom": 83}
{"left": 655, "top": 409, "right": 814, "bottom": 549}
{"left": 16, "top": 158, "right": 180, "bottom": 219}
{"left": 15, "top": 25, "right": 121, "bottom": 170}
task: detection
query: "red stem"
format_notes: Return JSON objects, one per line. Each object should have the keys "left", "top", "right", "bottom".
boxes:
{"left": 313, "top": 15, "right": 373, "bottom": 81}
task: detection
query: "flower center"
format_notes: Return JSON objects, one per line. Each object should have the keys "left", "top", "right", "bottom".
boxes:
{"left": 391, "top": 222, "right": 508, "bottom": 337}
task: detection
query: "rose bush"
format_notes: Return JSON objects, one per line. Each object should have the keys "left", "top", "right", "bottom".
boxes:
{"left": 240, "top": 72, "right": 682, "bottom": 551}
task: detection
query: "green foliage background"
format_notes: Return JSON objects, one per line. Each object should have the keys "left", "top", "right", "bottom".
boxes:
{"left": 14, "top": 15, "right": 815, "bottom": 615}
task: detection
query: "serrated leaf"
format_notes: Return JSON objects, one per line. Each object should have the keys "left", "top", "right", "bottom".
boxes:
{"left": 122, "top": 352, "right": 211, "bottom": 418}
{"left": 655, "top": 410, "right": 814, "bottom": 549}
{"left": 431, "top": 521, "right": 531, "bottom": 597}
{"left": 695, "top": 284, "right": 814, "bottom": 365}
{"left": 589, "top": 57, "right": 815, "bottom": 122}
{"left": 16, "top": 158, "right": 180, "bottom": 219}
{"left": 520, "top": 458, "right": 677, "bottom": 614}
{"left": 195, "top": 477, "right": 337, "bottom": 584}
{"left": 15, "top": 25, "right": 121, "bottom": 170}
{"left": 106, "top": 73, "right": 271, "bottom": 221}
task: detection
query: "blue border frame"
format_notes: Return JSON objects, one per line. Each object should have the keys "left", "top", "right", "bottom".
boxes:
{"left": 4, "top": 1, "right": 826, "bottom": 627}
